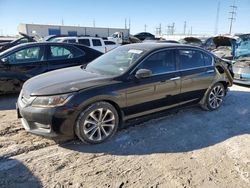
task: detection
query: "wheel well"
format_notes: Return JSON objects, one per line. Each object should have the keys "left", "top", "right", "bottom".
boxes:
{"left": 103, "top": 100, "right": 124, "bottom": 126}
{"left": 218, "top": 81, "right": 228, "bottom": 90}
{"left": 74, "top": 100, "right": 124, "bottom": 137}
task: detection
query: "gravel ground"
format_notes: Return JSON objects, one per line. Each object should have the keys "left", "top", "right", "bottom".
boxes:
{"left": 0, "top": 84, "right": 249, "bottom": 188}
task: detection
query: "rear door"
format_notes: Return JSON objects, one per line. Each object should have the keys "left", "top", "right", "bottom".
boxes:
{"left": 177, "top": 48, "right": 215, "bottom": 103}
{"left": 47, "top": 44, "right": 86, "bottom": 71}
{"left": 0, "top": 45, "right": 47, "bottom": 93}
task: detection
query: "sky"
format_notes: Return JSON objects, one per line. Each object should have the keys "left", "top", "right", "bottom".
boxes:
{"left": 0, "top": 0, "right": 250, "bottom": 36}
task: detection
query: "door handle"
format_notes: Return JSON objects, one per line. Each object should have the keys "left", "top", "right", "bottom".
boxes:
{"left": 206, "top": 70, "right": 215, "bottom": 73}
{"left": 170, "top": 76, "right": 181, "bottom": 81}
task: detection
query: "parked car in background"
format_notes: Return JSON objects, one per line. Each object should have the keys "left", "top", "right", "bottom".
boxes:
{"left": 205, "top": 35, "right": 238, "bottom": 60}
{"left": 103, "top": 40, "right": 120, "bottom": 51}
{"left": 52, "top": 36, "right": 119, "bottom": 53}
{"left": 0, "top": 42, "right": 103, "bottom": 94}
{"left": 17, "top": 43, "right": 233, "bottom": 144}
{"left": 232, "top": 33, "right": 250, "bottom": 85}
{"left": 133, "top": 32, "right": 155, "bottom": 41}
{"left": 180, "top": 37, "right": 203, "bottom": 47}
{"left": 0, "top": 32, "right": 37, "bottom": 52}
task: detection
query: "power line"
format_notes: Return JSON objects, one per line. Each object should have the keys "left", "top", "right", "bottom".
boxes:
{"left": 228, "top": 0, "right": 237, "bottom": 34}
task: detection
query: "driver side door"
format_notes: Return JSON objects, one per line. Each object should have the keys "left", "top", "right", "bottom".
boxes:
{"left": 124, "top": 49, "right": 181, "bottom": 119}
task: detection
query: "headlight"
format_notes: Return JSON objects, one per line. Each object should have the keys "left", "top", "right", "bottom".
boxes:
{"left": 31, "top": 93, "right": 73, "bottom": 107}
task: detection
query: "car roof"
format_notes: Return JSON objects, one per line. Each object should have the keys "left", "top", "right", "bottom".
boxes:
{"left": 124, "top": 42, "right": 202, "bottom": 51}
{"left": 0, "top": 42, "right": 91, "bottom": 56}
{"left": 54, "top": 36, "right": 103, "bottom": 40}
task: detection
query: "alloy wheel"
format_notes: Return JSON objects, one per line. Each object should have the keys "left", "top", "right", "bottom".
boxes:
{"left": 208, "top": 85, "right": 225, "bottom": 109}
{"left": 82, "top": 108, "right": 116, "bottom": 141}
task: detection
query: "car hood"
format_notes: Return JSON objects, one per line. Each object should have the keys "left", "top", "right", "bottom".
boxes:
{"left": 23, "top": 66, "right": 112, "bottom": 96}
{"left": 213, "top": 35, "right": 238, "bottom": 47}
{"left": 235, "top": 34, "right": 250, "bottom": 58}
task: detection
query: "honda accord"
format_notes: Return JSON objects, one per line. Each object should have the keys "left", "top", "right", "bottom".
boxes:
{"left": 17, "top": 43, "right": 233, "bottom": 144}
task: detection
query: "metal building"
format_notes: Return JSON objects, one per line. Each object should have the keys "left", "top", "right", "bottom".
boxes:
{"left": 18, "top": 23, "right": 130, "bottom": 38}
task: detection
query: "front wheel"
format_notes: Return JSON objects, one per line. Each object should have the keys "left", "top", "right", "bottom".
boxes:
{"left": 75, "top": 102, "right": 119, "bottom": 144}
{"left": 205, "top": 83, "right": 226, "bottom": 111}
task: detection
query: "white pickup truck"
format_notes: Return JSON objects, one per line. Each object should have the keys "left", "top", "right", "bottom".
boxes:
{"left": 53, "top": 36, "right": 119, "bottom": 53}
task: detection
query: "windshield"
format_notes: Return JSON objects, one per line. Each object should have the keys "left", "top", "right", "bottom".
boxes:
{"left": 85, "top": 46, "right": 146, "bottom": 76}
{"left": 235, "top": 35, "right": 250, "bottom": 58}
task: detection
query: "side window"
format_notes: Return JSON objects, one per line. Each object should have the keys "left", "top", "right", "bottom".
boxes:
{"left": 104, "top": 41, "right": 116, "bottom": 45}
{"left": 178, "top": 49, "right": 205, "bottom": 69}
{"left": 92, "top": 39, "right": 102, "bottom": 46}
{"left": 137, "top": 50, "right": 176, "bottom": 75}
{"left": 48, "top": 45, "right": 84, "bottom": 60}
{"left": 79, "top": 39, "right": 90, "bottom": 46}
{"left": 66, "top": 39, "right": 76, "bottom": 43}
{"left": 6, "top": 46, "right": 44, "bottom": 64}
{"left": 203, "top": 53, "right": 213, "bottom": 66}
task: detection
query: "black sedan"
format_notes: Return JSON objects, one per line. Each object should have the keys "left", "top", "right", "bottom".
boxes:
{"left": 0, "top": 42, "right": 103, "bottom": 94}
{"left": 17, "top": 43, "right": 233, "bottom": 144}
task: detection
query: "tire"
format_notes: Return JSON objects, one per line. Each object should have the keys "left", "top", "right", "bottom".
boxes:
{"left": 75, "top": 102, "right": 119, "bottom": 144}
{"left": 204, "top": 83, "right": 226, "bottom": 111}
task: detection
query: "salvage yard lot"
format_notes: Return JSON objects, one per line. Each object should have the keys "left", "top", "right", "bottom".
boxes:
{"left": 0, "top": 84, "right": 249, "bottom": 188}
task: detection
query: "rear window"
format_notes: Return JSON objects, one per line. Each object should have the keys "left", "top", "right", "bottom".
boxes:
{"left": 178, "top": 49, "right": 213, "bottom": 69}
{"left": 92, "top": 39, "right": 102, "bottom": 46}
{"left": 79, "top": 39, "right": 90, "bottom": 46}
{"left": 104, "top": 41, "right": 116, "bottom": 45}
{"left": 48, "top": 45, "right": 84, "bottom": 60}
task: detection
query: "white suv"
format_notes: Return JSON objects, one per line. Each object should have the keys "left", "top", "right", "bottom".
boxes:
{"left": 53, "top": 36, "right": 119, "bottom": 53}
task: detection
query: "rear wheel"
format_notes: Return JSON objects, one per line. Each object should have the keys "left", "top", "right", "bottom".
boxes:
{"left": 205, "top": 83, "right": 226, "bottom": 111}
{"left": 75, "top": 102, "right": 119, "bottom": 144}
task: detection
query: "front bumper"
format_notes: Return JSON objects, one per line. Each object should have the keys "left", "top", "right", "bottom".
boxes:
{"left": 17, "top": 95, "right": 78, "bottom": 138}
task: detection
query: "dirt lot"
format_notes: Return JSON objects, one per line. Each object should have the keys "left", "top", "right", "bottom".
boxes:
{"left": 0, "top": 84, "right": 249, "bottom": 188}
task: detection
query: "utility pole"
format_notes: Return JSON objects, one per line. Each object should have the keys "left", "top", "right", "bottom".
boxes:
{"left": 184, "top": 21, "right": 187, "bottom": 35}
{"left": 129, "top": 18, "right": 131, "bottom": 29}
{"left": 93, "top": 19, "right": 96, "bottom": 27}
{"left": 159, "top": 23, "right": 162, "bottom": 36}
{"left": 214, "top": 1, "right": 220, "bottom": 35}
{"left": 125, "top": 18, "right": 127, "bottom": 29}
{"left": 61, "top": 19, "right": 64, "bottom": 26}
{"left": 229, "top": 0, "right": 237, "bottom": 34}
{"left": 144, "top": 24, "right": 147, "bottom": 32}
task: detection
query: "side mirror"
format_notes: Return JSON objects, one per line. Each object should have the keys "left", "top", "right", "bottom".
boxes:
{"left": 135, "top": 69, "right": 152, "bottom": 79}
{"left": 1, "top": 58, "right": 9, "bottom": 64}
